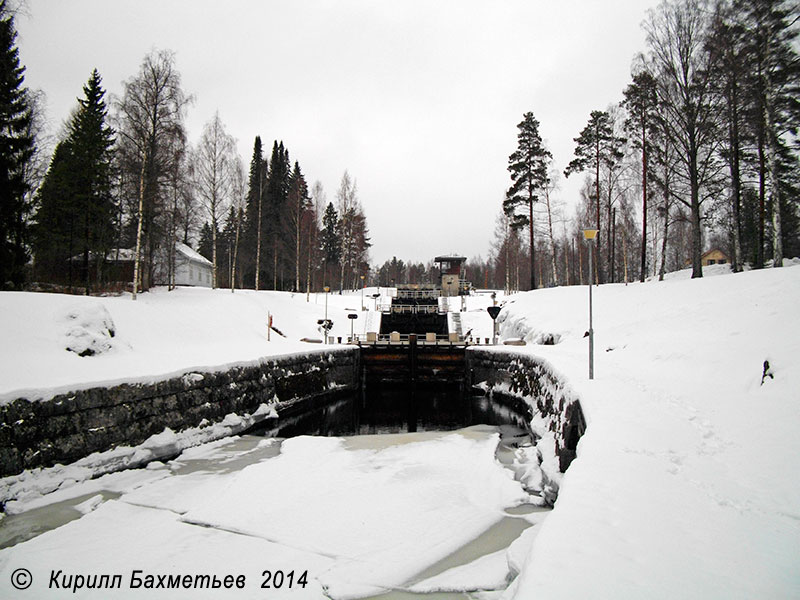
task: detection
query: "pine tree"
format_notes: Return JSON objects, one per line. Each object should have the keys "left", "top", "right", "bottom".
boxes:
{"left": 735, "top": 0, "right": 800, "bottom": 267}
{"left": 505, "top": 111, "right": 551, "bottom": 290}
{"left": 623, "top": 71, "right": 659, "bottom": 282}
{"left": 564, "top": 110, "right": 625, "bottom": 284}
{"left": 0, "top": 1, "right": 34, "bottom": 289}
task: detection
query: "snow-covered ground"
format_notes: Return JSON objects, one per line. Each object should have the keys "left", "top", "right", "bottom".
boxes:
{"left": 0, "top": 286, "right": 385, "bottom": 403}
{"left": 1, "top": 262, "right": 799, "bottom": 598}
{"left": 497, "top": 262, "right": 800, "bottom": 599}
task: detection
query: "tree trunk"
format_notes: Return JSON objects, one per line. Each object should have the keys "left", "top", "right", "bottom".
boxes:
{"left": 528, "top": 197, "right": 536, "bottom": 290}
{"left": 757, "top": 127, "right": 766, "bottom": 269}
{"left": 728, "top": 66, "right": 743, "bottom": 273}
{"left": 595, "top": 137, "right": 602, "bottom": 284}
{"left": 689, "top": 134, "right": 703, "bottom": 279}
{"left": 545, "top": 187, "right": 558, "bottom": 286}
{"left": 211, "top": 213, "right": 218, "bottom": 289}
{"left": 764, "top": 82, "right": 783, "bottom": 267}
{"left": 231, "top": 209, "right": 241, "bottom": 293}
{"left": 255, "top": 174, "right": 263, "bottom": 290}
{"left": 640, "top": 128, "right": 648, "bottom": 282}
{"left": 295, "top": 212, "right": 301, "bottom": 292}
{"left": 132, "top": 154, "right": 147, "bottom": 300}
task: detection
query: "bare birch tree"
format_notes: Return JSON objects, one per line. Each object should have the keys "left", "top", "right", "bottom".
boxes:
{"left": 194, "top": 110, "right": 236, "bottom": 289}
{"left": 114, "top": 49, "right": 191, "bottom": 299}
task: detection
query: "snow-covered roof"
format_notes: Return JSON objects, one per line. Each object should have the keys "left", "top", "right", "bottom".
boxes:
{"left": 176, "top": 243, "right": 212, "bottom": 266}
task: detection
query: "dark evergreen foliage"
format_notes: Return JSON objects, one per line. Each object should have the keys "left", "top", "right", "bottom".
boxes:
{"left": 242, "top": 135, "right": 266, "bottom": 287}
{"left": 0, "top": 0, "right": 33, "bottom": 289}
{"left": 32, "top": 70, "right": 115, "bottom": 290}
{"left": 197, "top": 221, "right": 215, "bottom": 262}
{"left": 505, "top": 111, "right": 551, "bottom": 290}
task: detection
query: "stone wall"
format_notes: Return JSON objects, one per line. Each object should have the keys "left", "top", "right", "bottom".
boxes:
{"left": 0, "top": 348, "right": 359, "bottom": 477}
{"left": 467, "top": 348, "right": 586, "bottom": 472}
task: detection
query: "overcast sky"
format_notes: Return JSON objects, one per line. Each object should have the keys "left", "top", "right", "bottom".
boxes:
{"left": 16, "top": 0, "right": 662, "bottom": 266}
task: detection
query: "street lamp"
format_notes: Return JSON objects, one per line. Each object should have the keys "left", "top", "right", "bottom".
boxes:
{"left": 583, "top": 229, "right": 599, "bottom": 379}
{"left": 360, "top": 275, "right": 366, "bottom": 310}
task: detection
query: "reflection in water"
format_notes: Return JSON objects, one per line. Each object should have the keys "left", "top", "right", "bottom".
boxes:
{"left": 251, "top": 387, "right": 531, "bottom": 441}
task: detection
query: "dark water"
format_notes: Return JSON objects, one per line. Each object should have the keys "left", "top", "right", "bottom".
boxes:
{"left": 251, "top": 385, "right": 531, "bottom": 440}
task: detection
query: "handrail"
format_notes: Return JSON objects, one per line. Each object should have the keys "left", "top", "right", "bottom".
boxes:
{"left": 380, "top": 304, "right": 444, "bottom": 315}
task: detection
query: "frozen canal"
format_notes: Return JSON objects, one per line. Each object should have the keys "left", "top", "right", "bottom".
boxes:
{"left": 0, "top": 419, "right": 549, "bottom": 599}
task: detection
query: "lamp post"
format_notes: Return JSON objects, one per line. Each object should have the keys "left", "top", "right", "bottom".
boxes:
{"left": 583, "top": 229, "right": 598, "bottom": 379}
{"left": 360, "top": 275, "right": 366, "bottom": 310}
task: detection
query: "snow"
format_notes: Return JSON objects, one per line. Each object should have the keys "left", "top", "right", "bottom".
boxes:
{"left": 0, "top": 429, "right": 535, "bottom": 599}
{"left": 175, "top": 242, "right": 212, "bottom": 265}
{"left": 0, "top": 287, "right": 371, "bottom": 403}
{"left": 495, "top": 263, "right": 800, "bottom": 599}
{"left": 1, "top": 263, "right": 799, "bottom": 597}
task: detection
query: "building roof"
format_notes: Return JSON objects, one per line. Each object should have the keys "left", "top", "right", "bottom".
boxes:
{"left": 176, "top": 243, "right": 212, "bottom": 266}
{"left": 434, "top": 255, "right": 467, "bottom": 263}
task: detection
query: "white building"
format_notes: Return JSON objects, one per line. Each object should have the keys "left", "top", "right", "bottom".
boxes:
{"left": 153, "top": 243, "right": 214, "bottom": 288}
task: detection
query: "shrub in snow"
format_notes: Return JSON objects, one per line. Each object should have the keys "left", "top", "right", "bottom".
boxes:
{"left": 61, "top": 303, "right": 117, "bottom": 357}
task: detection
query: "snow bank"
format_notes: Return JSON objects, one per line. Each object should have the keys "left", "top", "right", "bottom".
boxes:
{"left": 0, "top": 404, "right": 277, "bottom": 511}
{"left": 497, "top": 264, "right": 800, "bottom": 599}
{"left": 0, "top": 287, "right": 367, "bottom": 403}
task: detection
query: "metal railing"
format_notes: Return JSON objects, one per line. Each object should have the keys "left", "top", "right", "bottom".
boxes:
{"left": 379, "top": 303, "right": 444, "bottom": 315}
{"left": 395, "top": 289, "right": 441, "bottom": 300}
{"left": 336, "top": 333, "right": 499, "bottom": 346}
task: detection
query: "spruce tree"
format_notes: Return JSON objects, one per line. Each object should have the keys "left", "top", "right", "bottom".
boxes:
{"left": 32, "top": 142, "right": 75, "bottom": 284}
{"left": 32, "top": 70, "right": 115, "bottom": 291}
{"left": 243, "top": 136, "right": 266, "bottom": 289}
{"left": 0, "top": 0, "right": 34, "bottom": 289}
{"left": 320, "top": 202, "right": 340, "bottom": 287}
{"left": 198, "top": 221, "right": 215, "bottom": 262}
{"left": 69, "top": 69, "right": 116, "bottom": 290}
{"left": 265, "top": 141, "right": 291, "bottom": 289}
{"left": 505, "top": 111, "right": 551, "bottom": 290}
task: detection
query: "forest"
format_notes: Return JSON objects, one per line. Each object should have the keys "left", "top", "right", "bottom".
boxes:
{"left": 0, "top": 0, "right": 371, "bottom": 295}
{"left": 380, "top": 0, "right": 800, "bottom": 291}
{"left": 1, "top": 0, "right": 798, "bottom": 294}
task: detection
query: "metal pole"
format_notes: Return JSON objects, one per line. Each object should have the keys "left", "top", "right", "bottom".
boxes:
{"left": 588, "top": 240, "right": 594, "bottom": 380}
